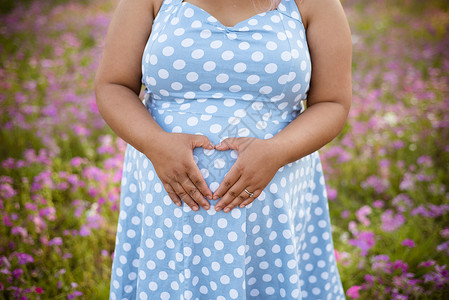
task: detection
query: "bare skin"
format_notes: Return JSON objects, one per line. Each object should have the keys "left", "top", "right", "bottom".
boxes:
{"left": 94, "top": 0, "right": 352, "bottom": 212}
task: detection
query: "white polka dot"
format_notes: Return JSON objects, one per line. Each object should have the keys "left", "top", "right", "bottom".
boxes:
{"left": 234, "top": 62, "right": 247, "bottom": 73}
{"left": 187, "top": 116, "right": 198, "bottom": 126}
{"left": 222, "top": 50, "right": 234, "bottom": 60}
{"left": 247, "top": 75, "right": 260, "bottom": 84}
{"left": 162, "top": 46, "right": 174, "bottom": 56}
{"left": 251, "top": 51, "right": 264, "bottom": 62}
{"left": 181, "top": 38, "right": 194, "bottom": 47}
{"left": 191, "top": 49, "right": 204, "bottom": 59}
{"left": 203, "top": 61, "right": 216, "bottom": 71}
{"left": 210, "top": 124, "right": 222, "bottom": 133}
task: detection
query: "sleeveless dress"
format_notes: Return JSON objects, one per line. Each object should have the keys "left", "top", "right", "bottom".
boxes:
{"left": 109, "top": 0, "right": 346, "bottom": 299}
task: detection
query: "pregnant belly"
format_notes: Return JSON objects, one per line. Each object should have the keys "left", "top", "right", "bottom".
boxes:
{"left": 146, "top": 97, "right": 295, "bottom": 192}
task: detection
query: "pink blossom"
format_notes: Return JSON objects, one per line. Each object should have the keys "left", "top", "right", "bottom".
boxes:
{"left": 70, "top": 157, "right": 87, "bottom": 167}
{"left": 326, "top": 187, "right": 337, "bottom": 201}
{"left": 3, "top": 215, "right": 14, "bottom": 227}
{"left": 15, "top": 253, "right": 34, "bottom": 265}
{"left": 39, "top": 207, "right": 56, "bottom": 221}
{"left": 11, "top": 226, "right": 28, "bottom": 238}
{"left": 1, "top": 158, "right": 15, "bottom": 169}
{"left": 361, "top": 175, "right": 390, "bottom": 194}
{"left": 381, "top": 209, "right": 405, "bottom": 232}
{"left": 12, "top": 268, "right": 24, "bottom": 279}
{"left": 340, "top": 210, "right": 350, "bottom": 218}
{"left": 79, "top": 225, "right": 91, "bottom": 237}
{"left": 440, "top": 227, "right": 449, "bottom": 238}
{"left": 0, "top": 183, "right": 17, "bottom": 198}
{"left": 401, "top": 239, "right": 415, "bottom": 248}
{"left": 347, "top": 285, "right": 362, "bottom": 298}
{"left": 24, "top": 203, "right": 38, "bottom": 211}
{"left": 355, "top": 205, "right": 372, "bottom": 226}
{"left": 372, "top": 200, "right": 384, "bottom": 208}
{"left": 348, "top": 231, "right": 376, "bottom": 256}
{"left": 417, "top": 155, "right": 433, "bottom": 167}
{"left": 48, "top": 237, "right": 63, "bottom": 246}
{"left": 418, "top": 260, "right": 436, "bottom": 268}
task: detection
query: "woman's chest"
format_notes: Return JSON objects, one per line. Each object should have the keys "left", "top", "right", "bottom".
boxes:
{"left": 142, "top": 0, "right": 311, "bottom": 106}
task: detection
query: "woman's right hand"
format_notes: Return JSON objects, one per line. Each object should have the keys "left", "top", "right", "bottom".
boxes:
{"left": 144, "top": 132, "right": 214, "bottom": 211}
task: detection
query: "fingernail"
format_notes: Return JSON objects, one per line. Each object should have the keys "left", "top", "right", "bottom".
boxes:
{"left": 224, "top": 207, "right": 230, "bottom": 213}
{"left": 204, "top": 205, "right": 210, "bottom": 210}
{"left": 176, "top": 202, "right": 181, "bottom": 207}
{"left": 213, "top": 195, "right": 219, "bottom": 200}
{"left": 193, "top": 206, "right": 199, "bottom": 211}
{"left": 215, "top": 206, "right": 221, "bottom": 211}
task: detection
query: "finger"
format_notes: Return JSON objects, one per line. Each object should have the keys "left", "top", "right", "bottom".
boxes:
{"left": 162, "top": 182, "right": 182, "bottom": 207}
{"left": 238, "top": 190, "right": 260, "bottom": 208}
{"left": 223, "top": 188, "right": 256, "bottom": 212}
{"left": 179, "top": 174, "right": 210, "bottom": 210}
{"left": 187, "top": 162, "right": 213, "bottom": 200}
{"left": 215, "top": 177, "right": 247, "bottom": 212}
{"left": 212, "top": 165, "right": 241, "bottom": 200}
{"left": 191, "top": 134, "right": 215, "bottom": 150}
{"left": 170, "top": 178, "right": 199, "bottom": 211}
{"left": 215, "top": 137, "right": 240, "bottom": 151}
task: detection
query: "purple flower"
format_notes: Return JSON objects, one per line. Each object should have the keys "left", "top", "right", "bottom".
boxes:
{"left": 348, "top": 231, "right": 376, "bottom": 256}
{"left": 361, "top": 175, "right": 390, "bottom": 194}
{"left": 326, "top": 187, "right": 337, "bottom": 201}
{"left": 15, "top": 253, "right": 34, "bottom": 265}
{"left": 401, "top": 239, "right": 415, "bottom": 248}
{"left": 417, "top": 155, "right": 433, "bottom": 167}
{"left": 347, "top": 285, "right": 362, "bottom": 298}
{"left": 381, "top": 209, "right": 405, "bottom": 232}
{"left": 12, "top": 268, "right": 23, "bottom": 279}
{"left": 48, "top": 237, "right": 63, "bottom": 246}
{"left": 0, "top": 183, "right": 17, "bottom": 198}
{"left": 11, "top": 226, "right": 28, "bottom": 237}
{"left": 440, "top": 227, "right": 449, "bottom": 238}
{"left": 399, "top": 173, "right": 415, "bottom": 191}
{"left": 355, "top": 205, "right": 372, "bottom": 226}
{"left": 79, "top": 225, "right": 91, "bottom": 237}
{"left": 341, "top": 210, "right": 350, "bottom": 219}
{"left": 372, "top": 200, "right": 384, "bottom": 208}
{"left": 418, "top": 260, "right": 436, "bottom": 268}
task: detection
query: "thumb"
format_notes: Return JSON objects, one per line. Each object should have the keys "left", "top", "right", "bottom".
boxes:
{"left": 191, "top": 134, "right": 214, "bottom": 150}
{"left": 215, "top": 137, "right": 240, "bottom": 151}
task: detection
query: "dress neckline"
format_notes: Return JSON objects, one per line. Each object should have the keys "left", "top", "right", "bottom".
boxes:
{"left": 179, "top": 0, "right": 281, "bottom": 30}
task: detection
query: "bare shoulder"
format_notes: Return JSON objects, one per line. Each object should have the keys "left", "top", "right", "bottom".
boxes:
{"left": 295, "top": 0, "right": 352, "bottom": 108}
{"left": 94, "top": 0, "right": 157, "bottom": 94}
{"left": 295, "top": 0, "right": 349, "bottom": 30}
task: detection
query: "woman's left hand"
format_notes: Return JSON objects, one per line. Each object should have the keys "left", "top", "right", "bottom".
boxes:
{"left": 212, "top": 137, "right": 285, "bottom": 212}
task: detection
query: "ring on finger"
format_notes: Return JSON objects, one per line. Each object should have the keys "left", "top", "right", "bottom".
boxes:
{"left": 244, "top": 188, "right": 254, "bottom": 197}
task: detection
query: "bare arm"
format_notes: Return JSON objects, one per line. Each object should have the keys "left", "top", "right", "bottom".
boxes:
{"left": 94, "top": 0, "right": 166, "bottom": 155}
{"left": 270, "top": 0, "right": 352, "bottom": 166}
{"left": 94, "top": 0, "right": 214, "bottom": 211}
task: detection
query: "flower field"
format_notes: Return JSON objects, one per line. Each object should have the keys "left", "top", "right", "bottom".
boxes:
{"left": 0, "top": 0, "right": 448, "bottom": 298}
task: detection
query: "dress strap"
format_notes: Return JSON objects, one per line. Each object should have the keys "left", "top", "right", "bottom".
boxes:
{"left": 277, "top": 0, "right": 304, "bottom": 24}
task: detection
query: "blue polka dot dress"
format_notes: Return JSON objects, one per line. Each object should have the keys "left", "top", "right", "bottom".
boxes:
{"left": 109, "top": 0, "right": 346, "bottom": 299}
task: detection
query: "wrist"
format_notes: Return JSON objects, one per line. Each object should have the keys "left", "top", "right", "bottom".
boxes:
{"left": 142, "top": 129, "right": 170, "bottom": 160}
{"left": 264, "top": 136, "right": 291, "bottom": 169}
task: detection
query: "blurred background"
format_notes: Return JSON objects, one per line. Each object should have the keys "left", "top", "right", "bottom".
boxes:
{"left": 0, "top": 0, "right": 448, "bottom": 298}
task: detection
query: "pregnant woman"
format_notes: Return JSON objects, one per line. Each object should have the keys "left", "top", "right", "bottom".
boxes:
{"left": 95, "top": 0, "right": 352, "bottom": 299}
